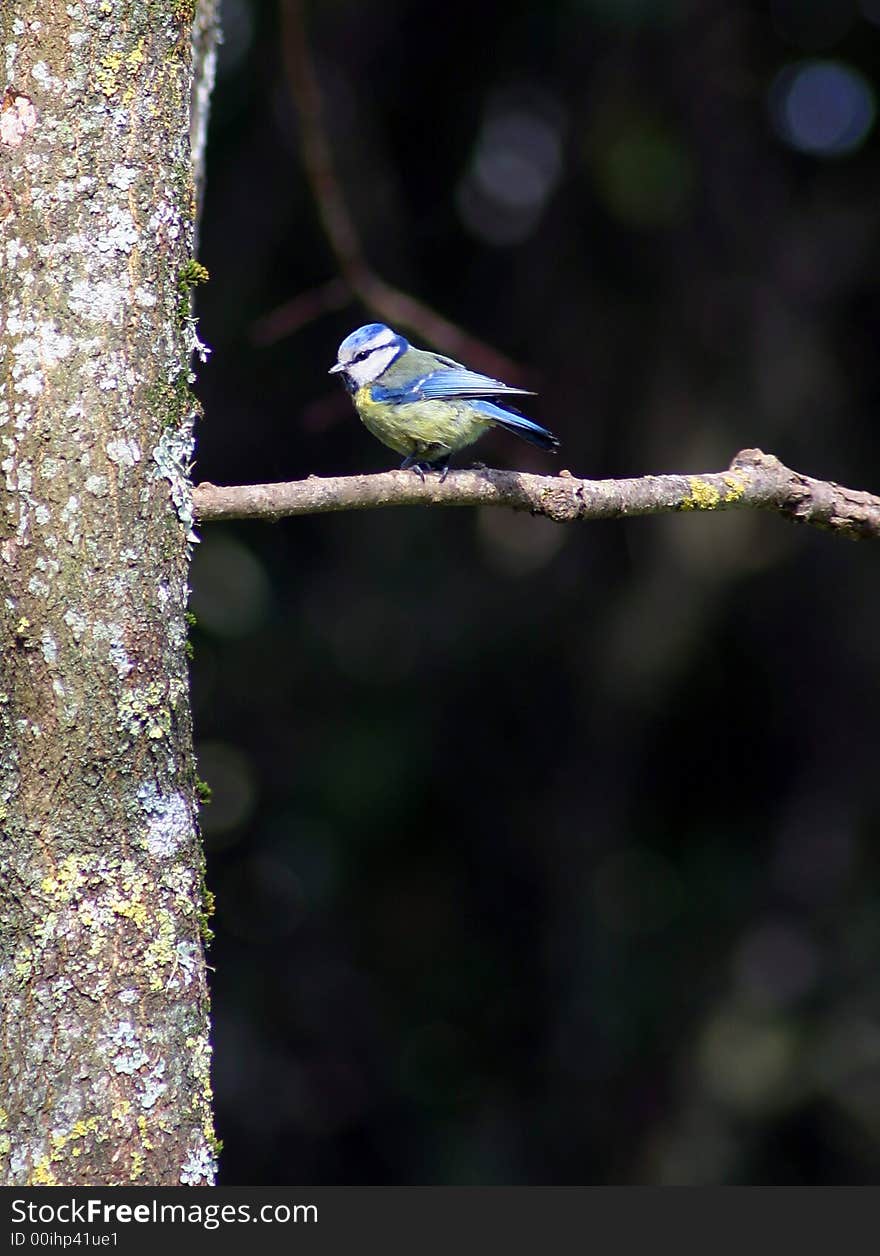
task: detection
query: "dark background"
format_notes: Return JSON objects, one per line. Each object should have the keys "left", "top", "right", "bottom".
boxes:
{"left": 192, "top": 0, "right": 880, "bottom": 1184}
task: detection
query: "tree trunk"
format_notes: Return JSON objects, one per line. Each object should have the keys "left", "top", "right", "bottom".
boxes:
{"left": 0, "top": 0, "right": 219, "bottom": 1185}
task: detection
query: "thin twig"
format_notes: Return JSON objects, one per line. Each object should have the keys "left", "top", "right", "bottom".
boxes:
{"left": 192, "top": 449, "right": 880, "bottom": 540}
{"left": 251, "top": 278, "right": 351, "bottom": 345}
{"left": 271, "top": 0, "right": 528, "bottom": 384}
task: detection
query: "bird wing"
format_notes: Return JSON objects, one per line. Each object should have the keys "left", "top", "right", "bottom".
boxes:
{"left": 372, "top": 368, "right": 534, "bottom": 405}
{"left": 469, "top": 400, "right": 559, "bottom": 450}
{"left": 419, "top": 368, "right": 535, "bottom": 400}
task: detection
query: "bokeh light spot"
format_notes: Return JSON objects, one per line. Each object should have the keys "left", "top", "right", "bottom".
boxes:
{"left": 732, "top": 919, "right": 821, "bottom": 1010}
{"left": 473, "top": 112, "right": 564, "bottom": 212}
{"left": 190, "top": 532, "right": 272, "bottom": 637}
{"left": 477, "top": 507, "right": 567, "bottom": 576}
{"left": 456, "top": 91, "right": 565, "bottom": 246}
{"left": 769, "top": 60, "right": 876, "bottom": 156}
{"left": 697, "top": 1007, "right": 797, "bottom": 1112}
{"left": 592, "top": 118, "right": 696, "bottom": 228}
{"left": 196, "top": 739, "right": 258, "bottom": 846}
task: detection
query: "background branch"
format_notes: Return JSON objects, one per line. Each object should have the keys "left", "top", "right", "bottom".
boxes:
{"left": 260, "top": 0, "right": 528, "bottom": 384}
{"left": 193, "top": 449, "right": 880, "bottom": 539}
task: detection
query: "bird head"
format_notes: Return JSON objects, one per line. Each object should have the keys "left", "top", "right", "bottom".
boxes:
{"left": 329, "top": 323, "right": 408, "bottom": 388}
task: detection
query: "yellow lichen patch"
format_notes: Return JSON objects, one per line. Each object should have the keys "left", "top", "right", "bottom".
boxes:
{"left": 122, "top": 38, "right": 148, "bottom": 104}
{"left": 94, "top": 36, "right": 149, "bottom": 103}
{"left": 130, "top": 1150, "right": 145, "bottom": 1179}
{"left": 681, "top": 477, "right": 721, "bottom": 511}
{"left": 49, "top": 1116, "right": 101, "bottom": 1156}
{"left": 110, "top": 896, "right": 149, "bottom": 929}
{"left": 126, "top": 38, "right": 146, "bottom": 70}
{"left": 26, "top": 1118, "right": 106, "bottom": 1176}
{"left": 112, "top": 1100, "right": 132, "bottom": 1123}
{"left": 184, "top": 1037, "right": 216, "bottom": 1139}
{"left": 137, "top": 1115, "right": 154, "bottom": 1151}
{"left": 144, "top": 909, "right": 176, "bottom": 990}
{"left": 14, "top": 945, "right": 34, "bottom": 983}
{"left": 29, "top": 1157, "right": 57, "bottom": 1186}
{"left": 0, "top": 1108, "right": 8, "bottom": 1129}
{"left": 41, "top": 853, "right": 87, "bottom": 902}
{"left": 173, "top": 0, "right": 198, "bottom": 25}
{"left": 13, "top": 617, "right": 36, "bottom": 650}
{"left": 94, "top": 51, "right": 123, "bottom": 98}
{"left": 722, "top": 472, "right": 747, "bottom": 502}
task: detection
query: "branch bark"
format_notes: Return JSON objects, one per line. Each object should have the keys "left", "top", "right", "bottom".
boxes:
{"left": 192, "top": 449, "right": 880, "bottom": 540}
{"left": 1, "top": 0, "right": 218, "bottom": 1185}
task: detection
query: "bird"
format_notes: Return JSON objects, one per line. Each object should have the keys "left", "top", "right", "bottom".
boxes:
{"left": 329, "top": 323, "right": 559, "bottom": 478}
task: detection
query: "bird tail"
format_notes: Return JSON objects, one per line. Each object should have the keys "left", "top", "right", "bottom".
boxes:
{"left": 470, "top": 400, "right": 560, "bottom": 451}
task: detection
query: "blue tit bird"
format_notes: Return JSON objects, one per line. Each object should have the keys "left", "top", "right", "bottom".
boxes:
{"left": 329, "top": 323, "right": 559, "bottom": 477}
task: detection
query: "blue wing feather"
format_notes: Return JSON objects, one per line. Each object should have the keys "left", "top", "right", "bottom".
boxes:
{"left": 418, "top": 369, "right": 534, "bottom": 401}
{"left": 370, "top": 369, "right": 533, "bottom": 406}
{"left": 469, "top": 400, "right": 559, "bottom": 451}
{"left": 366, "top": 364, "right": 558, "bottom": 452}
{"left": 369, "top": 381, "right": 420, "bottom": 404}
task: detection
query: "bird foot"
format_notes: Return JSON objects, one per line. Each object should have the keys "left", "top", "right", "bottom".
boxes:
{"left": 399, "top": 456, "right": 429, "bottom": 482}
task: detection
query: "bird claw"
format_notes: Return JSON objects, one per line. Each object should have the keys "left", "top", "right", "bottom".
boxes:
{"left": 400, "top": 456, "right": 427, "bottom": 482}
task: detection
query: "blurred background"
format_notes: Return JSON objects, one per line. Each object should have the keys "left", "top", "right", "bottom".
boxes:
{"left": 192, "top": 0, "right": 880, "bottom": 1183}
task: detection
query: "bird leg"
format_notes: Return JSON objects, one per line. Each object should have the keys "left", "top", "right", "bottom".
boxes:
{"left": 438, "top": 454, "right": 455, "bottom": 484}
{"left": 399, "top": 454, "right": 428, "bottom": 482}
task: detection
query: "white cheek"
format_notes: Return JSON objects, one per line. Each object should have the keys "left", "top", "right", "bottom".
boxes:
{"left": 347, "top": 346, "right": 397, "bottom": 386}
{"left": 345, "top": 360, "right": 375, "bottom": 387}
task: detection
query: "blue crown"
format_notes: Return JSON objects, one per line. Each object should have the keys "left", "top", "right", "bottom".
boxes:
{"left": 339, "top": 323, "right": 408, "bottom": 357}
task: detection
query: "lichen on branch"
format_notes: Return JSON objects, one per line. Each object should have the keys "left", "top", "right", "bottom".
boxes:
{"left": 192, "top": 449, "right": 880, "bottom": 541}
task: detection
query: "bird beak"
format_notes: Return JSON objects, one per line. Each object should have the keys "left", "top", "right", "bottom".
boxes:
{"left": 328, "top": 362, "right": 345, "bottom": 374}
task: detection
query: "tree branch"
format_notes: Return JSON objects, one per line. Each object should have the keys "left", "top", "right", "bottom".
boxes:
{"left": 192, "top": 449, "right": 880, "bottom": 539}
{"left": 270, "top": 0, "right": 529, "bottom": 384}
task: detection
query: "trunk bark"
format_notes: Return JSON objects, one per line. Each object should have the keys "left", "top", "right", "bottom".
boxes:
{"left": 0, "top": 0, "right": 219, "bottom": 1185}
